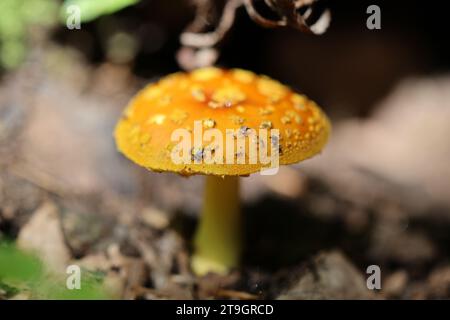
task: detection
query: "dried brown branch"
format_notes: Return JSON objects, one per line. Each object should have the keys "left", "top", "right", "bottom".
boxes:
{"left": 177, "top": 0, "right": 330, "bottom": 69}
{"left": 246, "top": 0, "right": 331, "bottom": 34}
{"left": 243, "top": 0, "right": 286, "bottom": 28}
{"left": 178, "top": 0, "right": 243, "bottom": 70}
{"left": 181, "top": 0, "right": 243, "bottom": 48}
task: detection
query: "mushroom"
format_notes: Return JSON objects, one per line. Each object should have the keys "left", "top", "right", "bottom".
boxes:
{"left": 114, "top": 67, "right": 330, "bottom": 275}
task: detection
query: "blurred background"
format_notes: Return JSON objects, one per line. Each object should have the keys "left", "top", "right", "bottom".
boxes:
{"left": 1, "top": 0, "right": 450, "bottom": 299}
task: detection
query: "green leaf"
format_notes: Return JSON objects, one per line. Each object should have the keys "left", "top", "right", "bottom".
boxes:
{"left": 61, "top": 0, "right": 139, "bottom": 23}
{"left": 0, "top": 281, "right": 20, "bottom": 298}
{"left": 0, "top": 243, "right": 43, "bottom": 282}
{"left": 0, "top": 243, "right": 110, "bottom": 300}
{"left": 34, "top": 272, "right": 109, "bottom": 300}
{"left": 0, "top": 0, "right": 59, "bottom": 70}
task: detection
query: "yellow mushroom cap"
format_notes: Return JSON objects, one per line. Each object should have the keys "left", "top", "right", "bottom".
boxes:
{"left": 114, "top": 67, "right": 331, "bottom": 176}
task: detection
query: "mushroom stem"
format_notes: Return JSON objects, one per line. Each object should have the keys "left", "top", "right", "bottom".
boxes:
{"left": 192, "top": 175, "right": 241, "bottom": 276}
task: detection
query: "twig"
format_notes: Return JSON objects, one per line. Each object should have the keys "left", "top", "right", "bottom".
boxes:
{"left": 215, "top": 288, "right": 259, "bottom": 300}
{"left": 245, "top": 0, "right": 330, "bottom": 34}
{"left": 177, "top": 0, "right": 331, "bottom": 69}
{"left": 181, "top": 0, "right": 243, "bottom": 48}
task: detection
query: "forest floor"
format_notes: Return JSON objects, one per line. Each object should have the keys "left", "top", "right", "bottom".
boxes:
{"left": 1, "top": 47, "right": 450, "bottom": 299}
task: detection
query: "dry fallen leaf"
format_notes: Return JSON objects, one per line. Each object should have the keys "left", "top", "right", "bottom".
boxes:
{"left": 17, "top": 201, "right": 71, "bottom": 273}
